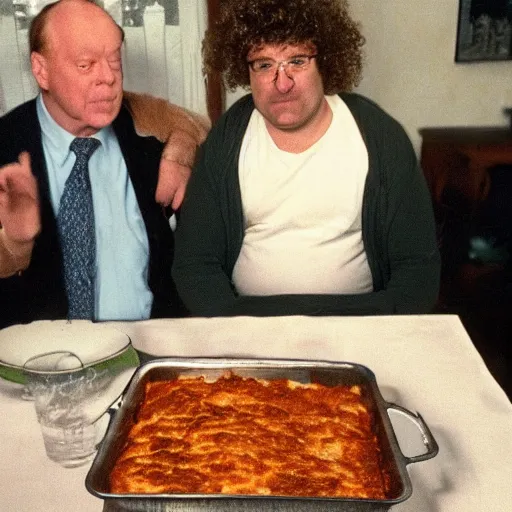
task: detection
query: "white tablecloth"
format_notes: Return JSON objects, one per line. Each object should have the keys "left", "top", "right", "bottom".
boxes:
{"left": 1, "top": 315, "right": 511, "bottom": 511}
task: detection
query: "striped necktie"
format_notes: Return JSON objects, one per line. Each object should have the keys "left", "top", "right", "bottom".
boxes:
{"left": 57, "top": 137, "right": 101, "bottom": 319}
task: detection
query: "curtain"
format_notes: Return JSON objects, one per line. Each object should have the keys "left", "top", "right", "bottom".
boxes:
{"left": 177, "top": 0, "right": 208, "bottom": 115}
{"left": 0, "top": 0, "right": 208, "bottom": 117}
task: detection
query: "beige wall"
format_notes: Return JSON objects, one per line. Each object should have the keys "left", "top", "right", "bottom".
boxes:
{"left": 226, "top": 0, "right": 512, "bottom": 155}
{"left": 350, "top": 0, "right": 512, "bottom": 153}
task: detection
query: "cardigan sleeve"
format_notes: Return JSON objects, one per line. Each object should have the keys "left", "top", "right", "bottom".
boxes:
{"left": 172, "top": 138, "right": 242, "bottom": 315}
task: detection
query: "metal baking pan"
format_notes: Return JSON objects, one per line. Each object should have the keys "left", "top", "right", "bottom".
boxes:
{"left": 86, "top": 358, "right": 438, "bottom": 512}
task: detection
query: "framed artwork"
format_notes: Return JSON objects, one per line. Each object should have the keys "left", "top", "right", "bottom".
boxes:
{"left": 455, "top": 0, "right": 512, "bottom": 62}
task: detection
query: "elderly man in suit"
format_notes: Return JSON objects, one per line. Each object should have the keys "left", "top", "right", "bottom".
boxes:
{"left": 0, "top": 0, "right": 208, "bottom": 327}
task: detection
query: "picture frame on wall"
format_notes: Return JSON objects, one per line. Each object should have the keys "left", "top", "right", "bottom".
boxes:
{"left": 455, "top": 0, "right": 512, "bottom": 62}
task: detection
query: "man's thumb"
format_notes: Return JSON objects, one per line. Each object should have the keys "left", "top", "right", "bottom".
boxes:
{"left": 18, "top": 151, "right": 32, "bottom": 170}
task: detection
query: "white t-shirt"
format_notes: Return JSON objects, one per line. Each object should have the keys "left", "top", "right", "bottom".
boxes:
{"left": 232, "top": 94, "right": 373, "bottom": 296}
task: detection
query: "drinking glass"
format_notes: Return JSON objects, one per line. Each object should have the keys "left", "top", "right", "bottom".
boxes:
{"left": 24, "top": 352, "right": 111, "bottom": 468}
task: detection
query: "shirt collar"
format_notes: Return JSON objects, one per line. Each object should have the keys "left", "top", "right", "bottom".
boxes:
{"left": 36, "top": 94, "right": 108, "bottom": 166}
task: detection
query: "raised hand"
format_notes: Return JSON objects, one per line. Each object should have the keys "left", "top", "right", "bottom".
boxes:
{"left": 0, "top": 152, "right": 41, "bottom": 242}
{"left": 0, "top": 152, "right": 41, "bottom": 276}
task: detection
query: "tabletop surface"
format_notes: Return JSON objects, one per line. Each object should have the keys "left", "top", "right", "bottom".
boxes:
{"left": 1, "top": 314, "right": 511, "bottom": 512}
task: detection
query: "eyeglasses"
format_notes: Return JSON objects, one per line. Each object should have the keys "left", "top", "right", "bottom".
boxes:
{"left": 247, "top": 55, "right": 317, "bottom": 79}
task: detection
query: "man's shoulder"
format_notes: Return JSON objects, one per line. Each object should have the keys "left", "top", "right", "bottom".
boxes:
{"left": 340, "top": 93, "right": 395, "bottom": 124}
{"left": 0, "top": 99, "right": 38, "bottom": 131}
{"left": 225, "top": 93, "right": 255, "bottom": 115}
{"left": 112, "top": 102, "right": 142, "bottom": 138}
{"left": 0, "top": 99, "right": 40, "bottom": 163}
{"left": 215, "top": 94, "right": 254, "bottom": 131}
{"left": 112, "top": 103, "right": 162, "bottom": 193}
{"left": 339, "top": 92, "right": 411, "bottom": 145}
{"left": 113, "top": 103, "right": 163, "bottom": 154}
{"left": 203, "top": 93, "right": 253, "bottom": 149}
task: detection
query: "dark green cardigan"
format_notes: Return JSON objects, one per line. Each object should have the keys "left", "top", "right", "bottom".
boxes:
{"left": 173, "top": 93, "right": 440, "bottom": 316}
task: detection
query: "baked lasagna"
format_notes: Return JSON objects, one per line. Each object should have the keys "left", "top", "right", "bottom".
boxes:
{"left": 109, "top": 373, "right": 391, "bottom": 499}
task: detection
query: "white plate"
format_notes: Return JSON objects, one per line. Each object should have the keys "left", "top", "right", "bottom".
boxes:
{"left": 0, "top": 320, "right": 139, "bottom": 384}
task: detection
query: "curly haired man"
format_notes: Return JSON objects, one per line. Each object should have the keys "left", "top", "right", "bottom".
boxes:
{"left": 172, "top": 0, "right": 440, "bottom": 317}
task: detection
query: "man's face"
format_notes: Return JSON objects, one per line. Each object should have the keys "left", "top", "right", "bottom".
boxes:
{"left": 247, "top": 43, "right": 325, "bottom": 134}
{"left": 31, "top": 2, "right": 124, "bottom": 137}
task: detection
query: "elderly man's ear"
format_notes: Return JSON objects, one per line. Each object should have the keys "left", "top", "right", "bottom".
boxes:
{"left": 123, "top": 91, "right": 211, "bottom": 209}
{"left": 30, "top": 52, "right": 49, "bottom": 91}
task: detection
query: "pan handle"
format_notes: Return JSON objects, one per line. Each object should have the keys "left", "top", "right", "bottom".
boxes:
{"left": 386, "top": 402, "right": 439, "bottom": 464}
{"left": 93, "top": 401, "right": 122, "bottom": 451}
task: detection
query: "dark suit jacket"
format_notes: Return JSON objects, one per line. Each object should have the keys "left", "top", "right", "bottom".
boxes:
{"left": 0, "top": 98, "right": 183, "bottom": 328}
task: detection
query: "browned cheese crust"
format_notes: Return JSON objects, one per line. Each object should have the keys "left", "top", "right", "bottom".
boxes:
{"left": 110, "top": 373, "right": 390, "bottom": 499}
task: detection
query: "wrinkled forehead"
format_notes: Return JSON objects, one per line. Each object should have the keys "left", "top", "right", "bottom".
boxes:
{"left": 247, "top": 41, "right": 317, "bottom": 61}
{"left": 45, "top": 1, "right": 123, "bottom": 53}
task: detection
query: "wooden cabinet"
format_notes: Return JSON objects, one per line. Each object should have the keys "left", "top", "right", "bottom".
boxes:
{"left": 419, "top": 127, "right": 512, "bottom": 396}
{"left": 419, "top": 126, "right": 512, "bottom": 314}
{"left": 419, "top": 127, "right": 512, "bottom": 211}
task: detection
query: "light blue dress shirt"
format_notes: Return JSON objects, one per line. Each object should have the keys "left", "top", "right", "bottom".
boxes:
{"left": 37, "top": 95, "right": 153, "bottom": 320}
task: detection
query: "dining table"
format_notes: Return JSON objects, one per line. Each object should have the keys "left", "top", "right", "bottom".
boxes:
{"left": 1, "top": 314, "right": 511, "bottom": 512}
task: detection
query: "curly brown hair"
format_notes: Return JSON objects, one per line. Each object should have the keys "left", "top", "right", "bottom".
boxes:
{"left": 202, "top": 0, "right": 365, "bottom": 95}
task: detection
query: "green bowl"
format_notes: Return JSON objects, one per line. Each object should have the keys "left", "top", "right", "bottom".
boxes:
{"left": 0, "top": 320, "right": 140, "bottom": 385}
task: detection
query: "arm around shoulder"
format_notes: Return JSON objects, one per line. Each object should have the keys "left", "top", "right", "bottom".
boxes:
{"left": 123, "top": 91, "right": 211, "bottom": 209}
{"left": 123, "top": 90, "right": 210, "bottom": 147}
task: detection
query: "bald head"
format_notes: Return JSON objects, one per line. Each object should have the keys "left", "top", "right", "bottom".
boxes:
{"left": 30, "top": 0, "right": 124, "bottom": 56}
